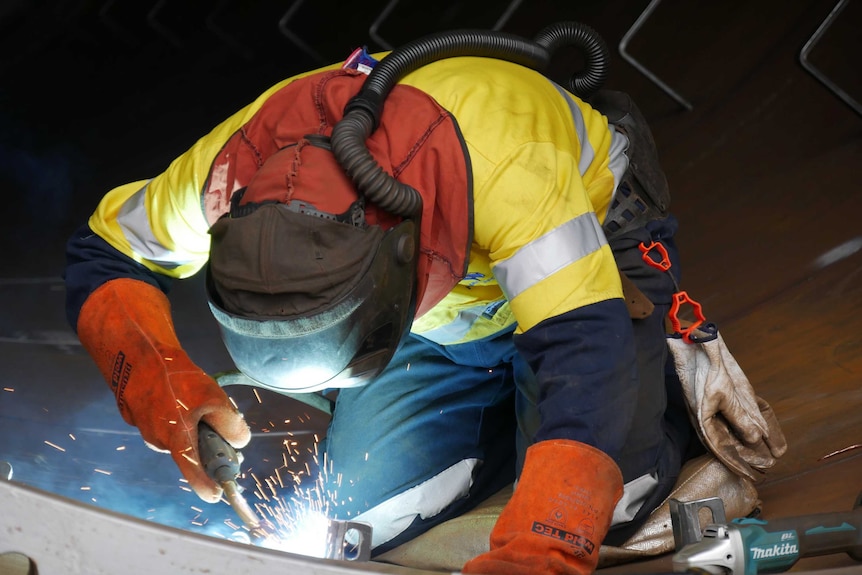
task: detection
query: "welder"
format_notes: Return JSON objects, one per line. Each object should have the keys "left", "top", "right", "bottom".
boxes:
{"left": 64, "top": 23, "right": 786, "bottom": 575}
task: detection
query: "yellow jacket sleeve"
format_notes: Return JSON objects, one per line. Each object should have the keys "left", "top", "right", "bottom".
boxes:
{"left": 86, "top": 67, "right": 340, "bottom": 279}
{"left": 402, "top": 57, "right": 628, "bottom": 334}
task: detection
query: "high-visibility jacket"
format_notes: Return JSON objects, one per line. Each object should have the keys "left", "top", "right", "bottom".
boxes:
{"left": 66, "top": 55, "right": 633, "bottom": 454}
{"left": 74, "top": 56, "right": 627, "bottom": 338}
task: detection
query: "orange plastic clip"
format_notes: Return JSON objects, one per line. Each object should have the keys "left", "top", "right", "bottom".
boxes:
{"left": 638, "top": 241, "right": 671, "bottom": 272}
{"left": 669, "top": 291, "right": 707, "bottom": 343}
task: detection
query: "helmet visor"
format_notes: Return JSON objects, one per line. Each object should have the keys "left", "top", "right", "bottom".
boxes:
{"left": 207, "top": 216, "right": 417, "bottom": 393}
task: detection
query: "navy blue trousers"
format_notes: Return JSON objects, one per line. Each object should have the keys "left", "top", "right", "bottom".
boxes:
{"left": 320, "top": 216, "right": 698, "bottom": 554}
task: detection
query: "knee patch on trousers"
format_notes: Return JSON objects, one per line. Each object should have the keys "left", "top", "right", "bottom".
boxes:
{"left": 374, "top": 454, "right": 759, "bottom": 571}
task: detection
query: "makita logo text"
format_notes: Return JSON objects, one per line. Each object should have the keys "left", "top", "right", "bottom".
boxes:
{"left": 531, "top": 521, "right": 595, "bottom": 555}
{"left": 751, "top": 542, "right": 798, "bottom": 560}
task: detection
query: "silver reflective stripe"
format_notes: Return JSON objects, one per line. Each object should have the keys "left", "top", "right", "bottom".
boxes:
{"left": 607, "top": 126, "right": 630, "bottom": 188}
{"left": 495, "top": 213, "right": 606, "bottom": 301}
{"left": 116, "top": 183, "right": 194, "bottom": 270}
{"left": 352, "top": 458, "right": 478, "bottom": 549}
{"left": 611, "top": 471, "right": 659, "bottom": 525}
{"left": 416, "top": 302, "right": 501, "bottom": 345}
{"left": 553, "top": 83, "right": 594, "bottom": 176}
{"left": 554, "top": 82, "right": 630, "bottom": 194}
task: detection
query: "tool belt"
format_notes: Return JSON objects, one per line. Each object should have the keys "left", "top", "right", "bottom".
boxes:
{"left": 590, "top": 90, "right": 671, "bottom": 241}
{"left": 588, "top": 90, "right": 674, "bottom": 319}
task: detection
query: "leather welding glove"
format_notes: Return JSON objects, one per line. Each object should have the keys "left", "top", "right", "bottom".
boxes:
{"left": 77, "top": 278, "right": 251, "bottom": 503}
{"left": 667, "top": 330, "right": 787, "bottom": 482}
{"left": 462, "top": 439, "right": 623, "bottom": 575}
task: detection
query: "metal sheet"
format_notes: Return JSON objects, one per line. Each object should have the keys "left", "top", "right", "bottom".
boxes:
{"left": 0, "top": 479, "right": 439, "bottom": 575}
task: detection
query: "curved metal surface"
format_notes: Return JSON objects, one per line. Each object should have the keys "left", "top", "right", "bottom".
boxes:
{"left": 0, "top": 478, "right": 433, "bottom": 575}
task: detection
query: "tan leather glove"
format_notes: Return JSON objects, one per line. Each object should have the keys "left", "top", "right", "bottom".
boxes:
{"left": 77, "top": 278, "right": 251, "bottom": 502}
{"left": 667, "top": 330, "right": 787, "bottom": 481}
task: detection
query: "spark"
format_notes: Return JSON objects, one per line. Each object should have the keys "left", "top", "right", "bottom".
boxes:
{"left": 177, "top": 399, "right": 189, "bottom": 411}
{"left": 94, "top": 469, "right": 112, "bottom": 475}
{"left": 181, "top": 453, "right": 198, "bottom": 465}
{"left": 265, "top": 477, "right": 278, "bottom": 498}
{"left": 169, "top": 413, "right": 352, "bottom": 561}
{"left": 69, "top": 433, "right": 76, "bottom": 441}
{"left": 44, "top": 440, "right": 65, "bottom": 452}
{"left": 80, "top": 486, "right": 91, "bottom": 491}
{"left": 2, "top": 387, "right": 13, "bottom": 392}
{"left": 229, "top": 396, "right": 239, "bottom": 409}
{"left": 234, "top": 443, "right": 346, "bottom": 559}
{"left": 191, "top": 506, "right": 203, "bottom": 513}
{"left": 116, "top": 446, "right": 126, "bottom": 451}
{"left": 225, "top": 519, "right": 240, "bottom": 530}
{"left": 253, "top": 389, "right": 262, "bottom": 404}
{"left": 819, "top": 444, "right": 862, "bottom": 460}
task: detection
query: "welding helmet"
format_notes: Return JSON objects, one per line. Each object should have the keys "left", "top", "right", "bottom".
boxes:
{"left": 206, "top": 137, "right": 418, "bottom": 394}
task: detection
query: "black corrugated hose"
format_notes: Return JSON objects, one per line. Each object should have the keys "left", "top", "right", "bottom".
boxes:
{"left": 331, "top": 21, "right": 610, "bottom": 218}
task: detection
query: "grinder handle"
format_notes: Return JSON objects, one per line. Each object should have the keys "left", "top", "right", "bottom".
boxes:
{"left": 738, "top": 496, "right": 862, "bottom": 562}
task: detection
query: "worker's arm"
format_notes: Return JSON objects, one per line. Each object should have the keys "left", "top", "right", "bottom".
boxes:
{"left": 62, "top": 77, "right": 292, "bottom": 500}
{"left": 64, "top": 223, "right": 171, "bottom": 331}
{"left": 466, "top": 96, "right": 630, "bottom": 575}
{"left": 474, "top": 103, "right": 633, "bottom": 457}
{"left": 513, "top": 299, "right": 637, "bottom": 454}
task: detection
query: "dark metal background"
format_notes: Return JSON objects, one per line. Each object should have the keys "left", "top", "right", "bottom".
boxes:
{"left": 1, "top": 1, "right": 860, "bottom": 571}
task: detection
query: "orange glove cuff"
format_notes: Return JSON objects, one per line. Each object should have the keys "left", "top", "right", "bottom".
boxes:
{"left": 463, "top": 439, "right": 623, "bottom": 575}
{"left": 77, "top": 278, "right": 251, "bottom": 502}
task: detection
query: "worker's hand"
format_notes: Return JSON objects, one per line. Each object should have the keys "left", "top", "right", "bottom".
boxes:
{"left": 667, "top": 331, "right": 787, "bottom": 481}
{"left": 462, "top": 440, "right": 623, "bottom": 575}
{"left": 129, "top": 361, "right": 252, "bottom": 503}
{"left": 76, "top": 278, "right": 252, "bottom": 503}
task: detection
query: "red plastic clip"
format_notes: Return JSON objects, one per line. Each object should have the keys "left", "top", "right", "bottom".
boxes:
{"left": 669, "top": 291, "right": 707, "bottom": 344}
{"left": 638, "top": 241, "right": 709, "bottom": 343}
{"left": 639, "top": 241, "right": 672, "bottom": 272}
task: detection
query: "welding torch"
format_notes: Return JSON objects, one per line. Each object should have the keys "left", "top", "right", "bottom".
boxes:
{"left": 197, "top": 421, "right": 269, "bottom": 539}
